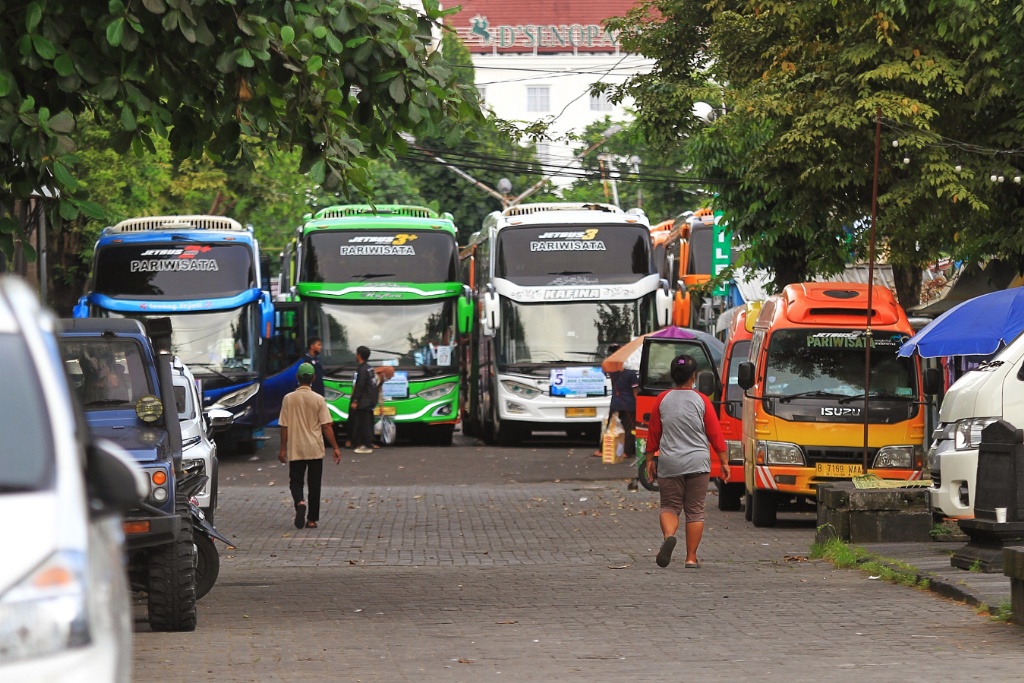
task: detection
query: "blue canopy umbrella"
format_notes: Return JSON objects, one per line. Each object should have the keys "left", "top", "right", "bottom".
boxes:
{"left": 898, "top": 287, "right": 1024, "bottom": 358}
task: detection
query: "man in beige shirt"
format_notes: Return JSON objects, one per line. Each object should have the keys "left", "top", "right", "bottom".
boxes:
{"left": 278, "top": 363, "right": 341, "bottom": 529}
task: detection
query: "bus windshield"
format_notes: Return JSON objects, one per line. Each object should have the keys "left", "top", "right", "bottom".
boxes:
{"left": 497, "top": 299, "right": 650, "bottom": 366}
{"left": 106, "top": 309, "right": 257, "bottom": 375}
{"left": 763, "top": 329, "right": 916, "bottom": 399}
{"left": 495, "top": 224, "right": 652, "bottom": 285}
{"left": 302, "top": 230, "right": 458, "bottom": 283}
{"left": 307, "top": 300, "right": 457, "bottom": 372}
{"left": 93, "top": 243, "right": 255, "bottom": 300}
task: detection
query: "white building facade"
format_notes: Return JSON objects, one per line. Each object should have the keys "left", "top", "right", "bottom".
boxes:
{"left": 445, "top": 1, "right": 652, "bottom": 189}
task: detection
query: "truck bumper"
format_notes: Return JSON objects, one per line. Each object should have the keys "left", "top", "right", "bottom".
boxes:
{"left": 122, "top": 514, "right": 180, "bottom": 549}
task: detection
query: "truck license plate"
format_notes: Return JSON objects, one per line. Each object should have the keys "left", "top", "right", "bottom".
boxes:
{"left": 565, "top": 407, "right": 596, "bottom": 418}
{"left": 815, "top": 463, "right": 863, "bottom": 478}
{"left": 374, "top": 405, "right": 397, "bottom": 416}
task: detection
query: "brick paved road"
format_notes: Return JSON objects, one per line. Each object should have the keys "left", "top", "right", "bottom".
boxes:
{"left": 134, "top": 432, "right": 1024, "bottom": 682}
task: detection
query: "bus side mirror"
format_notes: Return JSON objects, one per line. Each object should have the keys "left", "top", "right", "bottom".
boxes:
{"left": 73, "top": 296, "right": 89, "bottom": 319}
{"left": 922, "top": 367, "right": 942, "bottom": 396}
{"left": 483, "top": 288, "right": 501, "bottom": 331}
{"left": 737, "top": 361, "right": 755, "bottom": 390}
{"left": 696, "top": 370, "right": 716, "bottom": 397}
{"left": 655, "top": 279, "right": 672, "bottom": 326}
{"left": 457, "top": 295, "right": 474, "bottom": 335}
{"left": 260, "top": 294, "right": 274, "bottom": 339}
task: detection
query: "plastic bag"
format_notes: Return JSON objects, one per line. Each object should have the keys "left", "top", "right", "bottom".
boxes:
{"left": 601, "top": 413, "right": 625, "bottom": 464}
{"left": 375, "top": 415, "right": 396, "bottom": 445}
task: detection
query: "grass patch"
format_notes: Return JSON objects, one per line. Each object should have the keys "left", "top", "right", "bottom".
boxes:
{"left": 811, "top": 536, "right": 930, "bottom": 589}
{"left": 976, "top": 601, "right": 1013, "bottom": 622}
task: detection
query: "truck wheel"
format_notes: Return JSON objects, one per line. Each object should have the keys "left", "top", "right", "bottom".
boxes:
{"left": 194, "top": 532, "right": 220, "bottom": 601}
{"left": 717, "top": 482, "right": 743, "bottom": 511}
{"left": 750, "top": 488, "right": 778, "bottom": 528}
{"left": 148, "top": 495, "right": 198, "bottom": 632}
{"left": 744, "top": 491, "right": 752, "bottom": 522}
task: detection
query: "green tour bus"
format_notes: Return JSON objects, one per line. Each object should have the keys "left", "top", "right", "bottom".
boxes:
{"left": 276, "top": 205, "right": 474, "bottom": 446}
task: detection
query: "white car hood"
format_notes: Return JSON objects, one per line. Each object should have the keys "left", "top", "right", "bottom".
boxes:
{"left": 0, "top": 492, "right": 63, "bottom": 594}
{"left": 938, "top": 368, "right": 1002, "bottom": 423}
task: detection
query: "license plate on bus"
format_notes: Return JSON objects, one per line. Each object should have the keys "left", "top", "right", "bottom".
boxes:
{"left": 815, "top": 463, "right": 863, "bottom": 478}
{"left": 374, "top": 405, "right": 397, "bottom": 416}
{"left": 565, "top": 407, "right": 596, "bottom": 418}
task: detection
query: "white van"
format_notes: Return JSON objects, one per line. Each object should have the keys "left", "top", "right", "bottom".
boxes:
{"left": 0, "top": 277, "right": 144, "bottom": 682}
{"left": 928, "top": 334, "right": 1024, "bottom": 518}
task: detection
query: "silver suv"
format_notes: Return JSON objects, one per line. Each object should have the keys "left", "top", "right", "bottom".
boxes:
{"left": 0, "top": 276, "right": 144, "bottom": 682}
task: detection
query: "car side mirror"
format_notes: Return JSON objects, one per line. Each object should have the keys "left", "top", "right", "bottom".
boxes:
{"left": 204, "top": 408, "right": 234, "bottom": 434}
{"left": 696, "top": 370, "right": 716, "bottom": 397}
{"left": 922, "top": 367, "right": 942, "bottom": 396}
{"left": 737, "top": 361, "right": 755, "bottom": 390}
{"left": 86, "top": 439, "right": 147, "bottom": 512}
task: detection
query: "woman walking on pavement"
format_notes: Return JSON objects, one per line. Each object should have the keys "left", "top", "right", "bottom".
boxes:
{"left": 645, "top": 354, "right": 728, "bottom": 568}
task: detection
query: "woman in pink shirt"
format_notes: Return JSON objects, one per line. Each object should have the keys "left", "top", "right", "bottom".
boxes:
{"left": 645, "top": 354, "right": 728, "bottom": 568}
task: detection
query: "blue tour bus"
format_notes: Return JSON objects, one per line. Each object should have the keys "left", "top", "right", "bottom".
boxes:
{"left": 73, "top": 215, "right": 291, "bottom": 453}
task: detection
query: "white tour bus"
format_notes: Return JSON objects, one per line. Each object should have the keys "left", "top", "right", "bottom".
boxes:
{"left": 460, "top": 202, "right": 672, "bottom": 445}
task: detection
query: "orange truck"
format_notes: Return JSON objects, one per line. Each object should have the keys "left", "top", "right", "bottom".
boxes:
{"left": 714, "top": 301, "right": 760, "bottom": 510}
{"left": 736, "top": 283, "right": 927, "bottom": 526}
{"left": 649, "top": 210, "right": 716, "bottom": 329}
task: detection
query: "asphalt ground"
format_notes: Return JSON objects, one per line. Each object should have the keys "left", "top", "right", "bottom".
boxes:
{"left": 132, "top": 429, "right": 1024, "bottom": 682}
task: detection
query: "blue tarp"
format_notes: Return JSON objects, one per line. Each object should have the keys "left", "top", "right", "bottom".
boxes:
{"left": 898, "top": 287, "right": 1024, "bottom": 358}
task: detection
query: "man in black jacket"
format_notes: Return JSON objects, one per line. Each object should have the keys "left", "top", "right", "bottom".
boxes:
{"left": 349, "top": 345, "right": 376, "bottom": 454}
{"left": 300, "top": 337, "right": 325, "bottom": 396}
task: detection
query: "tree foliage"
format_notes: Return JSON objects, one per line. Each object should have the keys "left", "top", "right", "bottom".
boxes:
{"left": 0, "top": 0, "right": 479, "bottom": 257}
{"left": 608, "top": 0, "right": 1024, "bottom": 305}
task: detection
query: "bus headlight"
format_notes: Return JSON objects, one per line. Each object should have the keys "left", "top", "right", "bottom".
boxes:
{"left": 211, "top": 383, "right": 259, "bottom": 409}
{"left": 756, "top": 441, "right": 805, "bottom": 466}
{"left": 500, "top": 380, "right": 542, "bottom": 400}
{"left": 954, "top": 417, "right": 999, "bottom": 450}
{"left": 324, "top": 386, "right": 344, "bottom": 402}
{"left": 874, "top": 445, "right": 916, "bottom": 469}
{"left": 726, "top": 440, "right": 743, "bottom": 464}
{"left": 418, "top": 383, "right": 456, "bottom": 402}
{"left": 0, "top": 550, "right": 90, "bottom": 663}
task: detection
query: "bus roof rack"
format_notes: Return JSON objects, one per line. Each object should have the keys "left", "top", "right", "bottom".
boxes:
{"left": 502, "top": 202, "right": 622, "bottom": 217}
{"left": 106, "top": 215, "right": 245, "bottom": 233}
{"left": 313, "top": 205, "right": 439, "bottom": 220}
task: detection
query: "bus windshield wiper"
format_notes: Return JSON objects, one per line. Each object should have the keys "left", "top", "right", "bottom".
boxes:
{"left": 838, "top": 392, "right": 913, "bottom": 404}
{"left": 353, "top": 273, "right": 396, "bottom": 280}
{"left": 188, "top": 363, "right": 234, "bottom": 382}
{"left": 549, "top": 271, "right": 594, "bottom": 275}
{"left": 324, "top": 365, "right": 355, "bottom": 378}
{"left": 778, "top": 390, "right": 846, "bottom": 403}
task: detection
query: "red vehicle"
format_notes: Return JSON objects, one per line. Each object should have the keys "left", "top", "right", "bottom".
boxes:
{"left": 713, "top": 302, "right": 760, "bottom": 510}
{"left": 630, "top": 326, "right": 724, "bottom": 491}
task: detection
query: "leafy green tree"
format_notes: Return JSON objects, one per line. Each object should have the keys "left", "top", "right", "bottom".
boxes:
{"left": 608, "top": 0, "right": 1024, "bottom": 306}
{"left": 1, "top": 0, "right": 479, "bottom": 260}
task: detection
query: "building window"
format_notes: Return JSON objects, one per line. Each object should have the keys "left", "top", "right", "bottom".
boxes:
{"left": 527, "top": 86, "right": 550, "bottom": 113}
{"left": 590, "top": 90, "right": 614, "bottom": 111}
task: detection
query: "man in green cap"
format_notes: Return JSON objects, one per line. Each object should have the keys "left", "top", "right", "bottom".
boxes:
{"left": 278, "top": 362, "right": 341, "bottom": 529}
